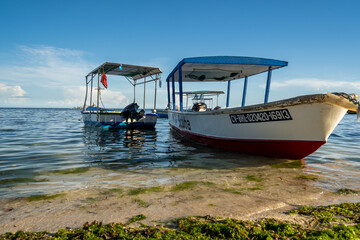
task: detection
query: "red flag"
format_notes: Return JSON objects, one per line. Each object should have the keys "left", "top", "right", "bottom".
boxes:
{"left": 101, "top": 73, "right": 107, "bottom": 88}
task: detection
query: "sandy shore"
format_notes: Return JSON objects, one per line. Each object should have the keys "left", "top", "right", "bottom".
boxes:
{"left": 0, "top": 162, "right": 359, "bottom": 234}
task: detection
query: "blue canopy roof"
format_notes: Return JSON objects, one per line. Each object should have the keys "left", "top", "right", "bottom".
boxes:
{"left": 166, "top": 56, "right": 288, "bottom": 82}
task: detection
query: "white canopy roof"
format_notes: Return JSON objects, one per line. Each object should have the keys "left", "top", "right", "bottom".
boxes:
{"left": 87, "top": 62, "right": 162, "bottom": 81}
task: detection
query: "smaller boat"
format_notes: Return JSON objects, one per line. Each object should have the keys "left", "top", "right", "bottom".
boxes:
{"left": 81, "top": 62, "right": 162, "bottom": 129}
{"left": 155, "top": 91, "right": 224, "bottom": 118}
{"left": 179, "top": 90, "right": 224, "bottom": 111}
{"left": 155, "top": 107, "right": 170, "bottom": 118}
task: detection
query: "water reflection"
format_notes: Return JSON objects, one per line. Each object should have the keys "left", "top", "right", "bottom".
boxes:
{"left": 1, "top": 109, "right": 359, "bottom": 199}
{"left": 82, "top": 126, "right": 167, "bottom": 169}
{"left": 81, "top": 121, "right": 293, "bottom": 171}
{"left": 83, "top": 127, "right": 158, "bottom": 149}
{"left": 167, "top": 127, "right": 300, "bottom": 169}
{"left": 306, "top": 114, "right": 360, "bottom": 191}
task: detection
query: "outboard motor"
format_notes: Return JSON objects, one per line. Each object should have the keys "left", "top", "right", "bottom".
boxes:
{"left": 136, "top": 109, "right": 145, "bottom": 120}
{"left": 121, "top": 103, "right": 146, "bottom": 123}
{"left": 121, "top": 103, "right": 139, "bottom": 121}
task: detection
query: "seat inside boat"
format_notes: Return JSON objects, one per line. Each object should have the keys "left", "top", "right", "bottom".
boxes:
{"left": 191, "top": 102, "right": 207, "bottom": 112}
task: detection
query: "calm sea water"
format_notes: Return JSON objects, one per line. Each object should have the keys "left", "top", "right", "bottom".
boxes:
{"left": 0, "top": 108, "right": 359, "bottom": 199}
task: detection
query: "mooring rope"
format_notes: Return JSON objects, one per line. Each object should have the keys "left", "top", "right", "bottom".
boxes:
{"left": 332, "top": 92, "right": 360, "bottom": 105}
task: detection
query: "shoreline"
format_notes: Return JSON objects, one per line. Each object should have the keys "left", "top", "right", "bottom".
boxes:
{"left": 1, "top": 164, "right": 359, "bottom": 234}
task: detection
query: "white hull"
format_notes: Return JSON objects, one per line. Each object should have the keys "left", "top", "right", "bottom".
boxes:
{"left": 169, "top": 93, "right": 357, "bottom": 159}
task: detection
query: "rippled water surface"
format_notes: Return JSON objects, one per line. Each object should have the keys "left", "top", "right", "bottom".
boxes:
{"left": 0, "top": 108, "right": 359, "bottom": 198}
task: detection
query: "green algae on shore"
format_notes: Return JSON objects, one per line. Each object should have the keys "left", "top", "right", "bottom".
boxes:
{"left": 270, "top": 160, "right": 304, "bottom": 168}
{"left": 170, "top": 181, "right": 201, "bottom": 191}
{"left": 128, "top": 186, "right": 163, "bottom": 196}
{"left": 245, "top": 174, "right": 264, "bottom": 182}
{"left": 170, "top": 181, "right": 215, "bottom": 192}
{"left": 128, "top": 214, "right": 146, "bottom": 224}
{"left": 336, "top": 188, "right": 359, "bottom": 195}
{"left": 100, "top": 188, "right": 124, "bottom": 196}
{"left": 25, "top": 193, "right": 66, "bottom": 202}
{"left": 2, "top": 202, "right": 360, "bottom": 239}
{"left": 290, "top": 202, "right": 360, "bottom": 224}
{"left": 0, "top": 178, "right": 49, "bottom": 187}
{"left": 49, "top": 167, "right": 91, "bottom": 175}
{"left": 223, "top": 187, "right": 243, "bottom": 195}
{"left": 295, "top": 174, "right": 319, "bottom": 181}
{"left": 132, "top": 198, "right": 150, "bottom": 207}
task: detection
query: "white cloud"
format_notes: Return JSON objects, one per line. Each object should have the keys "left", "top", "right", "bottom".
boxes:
{"left": 265, "top": 78, "right": 360, "bottom": 92}
{"left": 0, "top": 83, "right": 27, "bottom": 104}
{"left": 19, "top": 45, "right": 84, "bottom": 59}
{"left": 0, "top": 45, "right": 130, "bottom": 107}
{"left": 100, "top": 89, "right": 129, "bottom": 107}
{"left": 46, "top": 86, "right": 128, "bottom": 108}
{"left": 0, "top": 45, "right": 163, "bottom": 107}
{"left": 0, "top": 45, "right": 92, "bottom": 88}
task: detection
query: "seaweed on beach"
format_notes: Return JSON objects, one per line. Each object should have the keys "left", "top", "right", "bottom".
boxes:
{"left": 0, "top": 178, "right": 49, "bottom": 187}
{"left": 128, "top": 186, "right": 163, "bottom": 195}
{"left": 270, "top": 160, "right": 304, "bottom": 168}
{"left": 1, "top": 202, "right": 360, "bottom": 239}
{"left": 49, "top": 167, "right": 90, "bottom": 175}
{"left": 25, "top": 193, "right": 66, "bottom": 202}
{"left": 128, "top": 214, "right": 147, "bottom": 224}
{"left": 170, "top": 181, "right": 215, "bottom": 192}
{"left": 336, "top": 188, "right": 359, "bottom": 195}
{"left": 290, "top": 202, "right": 360, "bottom": 224}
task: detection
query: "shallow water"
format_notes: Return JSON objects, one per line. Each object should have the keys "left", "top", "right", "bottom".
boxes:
{"left": 305, "top": 114, "right": 360, "bottom": 191}
{"left": 0, "top": 108, "right": 359, "bottom": 199}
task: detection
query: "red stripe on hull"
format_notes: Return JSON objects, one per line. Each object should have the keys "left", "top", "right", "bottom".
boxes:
{"left": 170, "top": 124, "right": 325, "bottom": 160}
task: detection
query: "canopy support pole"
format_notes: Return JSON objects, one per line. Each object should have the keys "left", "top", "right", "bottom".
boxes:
{"left": 242, "top": 76, "right": 248, "bottom": 107}
{"left": 167, "top": 78, "right": 170, "bottom": 108}
{"left": 89, "top": 75, "right": 94, "bottom": 113}
{"left": 171, "top": 74, "right": 176, "bottom": 110}
{"left": 226, "top": 80, "right": 231, "bottom": 108}
{"left": 97, "top": 70, "right": 100, "bottom": 121}
{"left": 133, "top": 80, "right": 136, "bottom": 103}
{"left": 83, "top": 76, "right": 88, "bottom": 112}
{"left": 143, "top": 77, "right": 146, "bottom": 110}
{"left": 264, "top": 67, "right": 272, "bottom": 103}
{"left": 186, "top": 95, "right": 189, "bottom": 110}
{"left": 178, "top": 66, "right": 183, "bottom": 111}
{"left": 153, "top": 74, "right": 158, "bottom": 113}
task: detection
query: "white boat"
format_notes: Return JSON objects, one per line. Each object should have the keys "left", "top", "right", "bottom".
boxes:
{"left": 155, "top": 108, "right": 169, "bottom": 118}
{"left": 166, "top": 56, "right": 359, "bottom": 159}
{"left": 82, "top": 62, "right": 162, "bottom": 129}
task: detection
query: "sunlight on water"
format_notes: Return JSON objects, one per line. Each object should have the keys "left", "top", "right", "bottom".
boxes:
{"left": 306, "top": 114, "right": 360, "bottom": 191}
{"left": 0, "top": 108, "right": 359, "bottom": 198}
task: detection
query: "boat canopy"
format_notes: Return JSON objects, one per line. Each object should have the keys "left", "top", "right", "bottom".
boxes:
{"left": 166, "top": 56, "right": 288, "bottom": 111}
{"left": 83, "top": 62, "right": 162, "bottom": 113}
{"left": 87, "top": 62, "right": 162, "bottom": 82}
{"left": 166, "top": 56, "right": 287, "bottom": 82}
{"left": 176, "top": 91, "right": 225, "bottom": 95}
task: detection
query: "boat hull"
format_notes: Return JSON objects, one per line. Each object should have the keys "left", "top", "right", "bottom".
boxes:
{"left": 170, "top": 124, "right": 325, "bottom": 159}
{"left": 168, "top": 93, "right": 353, "bottom": 159}
{"left": 82, "top": 112, "right": 157, "bottom": 129}
{"left": 156, "top": 111, "right": 169, "bottom": 118}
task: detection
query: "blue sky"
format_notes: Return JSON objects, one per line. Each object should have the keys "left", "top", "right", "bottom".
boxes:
{"left": 0, "top": 0, "right": 359, "bottom": 108}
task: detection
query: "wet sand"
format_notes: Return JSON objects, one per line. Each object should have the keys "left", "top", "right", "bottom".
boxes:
{"left": 0, "top": 162, "right": 359, "bottom": 234}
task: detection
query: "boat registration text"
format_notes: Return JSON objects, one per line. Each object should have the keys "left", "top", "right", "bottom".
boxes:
{"left": 230, "top": 109, "right": 292, "bottom": 124}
